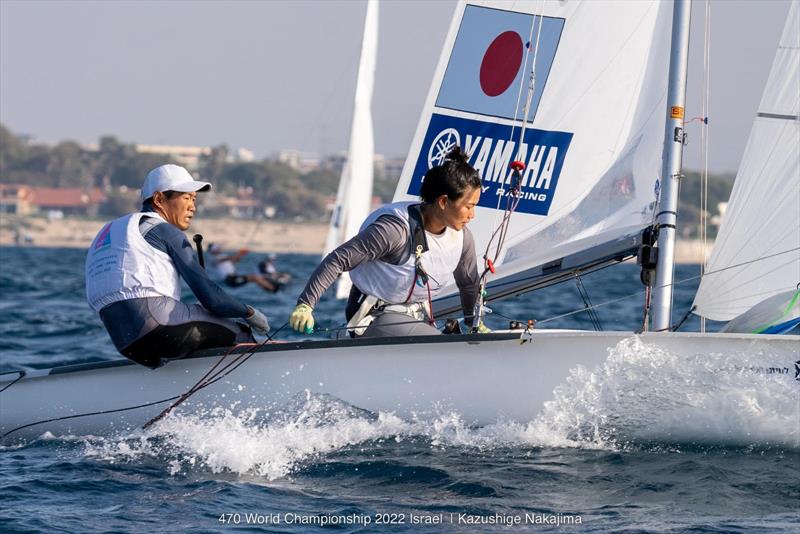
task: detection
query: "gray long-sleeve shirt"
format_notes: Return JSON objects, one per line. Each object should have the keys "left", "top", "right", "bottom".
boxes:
{"left": 298, "top": 215, "right": 480, "bottom": 321}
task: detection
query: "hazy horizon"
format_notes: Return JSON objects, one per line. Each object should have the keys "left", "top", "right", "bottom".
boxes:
{"left": 1, "top": 0, "right": 793, "bottom": 174}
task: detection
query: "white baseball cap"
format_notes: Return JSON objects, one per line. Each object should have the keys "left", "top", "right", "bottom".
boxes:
{"left": 141, "top": 164, "right": 212, "bottom": 201}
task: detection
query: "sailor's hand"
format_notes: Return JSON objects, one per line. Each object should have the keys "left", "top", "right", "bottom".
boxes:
{"left": 476, "top": 321, "right": 492, "bottom": 334}
{"left": 245, "top": 306, "right": 270, "bottom": 335}
{"left": 290, "top": 303, "right": 315, "bottom": 334}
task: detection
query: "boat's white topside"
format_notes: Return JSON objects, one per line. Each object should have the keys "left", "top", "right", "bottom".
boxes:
{"left": 2, "top": 330, "right": 798, "bottom": 445}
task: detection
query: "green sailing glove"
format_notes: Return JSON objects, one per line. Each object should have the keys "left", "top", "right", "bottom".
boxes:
{"left": 289, "top": 303, "right": 315, "bottom": 334}
{"left": 476, "top": 321, "right": 492, "bottom": 334}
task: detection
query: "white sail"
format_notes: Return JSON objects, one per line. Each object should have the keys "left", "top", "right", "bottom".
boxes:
{"left": 393, "top": 0, "right": 673, "bottom": 296}
{"left": 693, "top": 1, "right": 800, "bottom": 322}
{"left": 323, "top": 0, "right": 378, "bottom": 299}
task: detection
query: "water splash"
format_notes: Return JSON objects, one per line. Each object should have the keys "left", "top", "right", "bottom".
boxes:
{"left": 531, "top": 336, "right": 800, "bottom": 449}
{"left": 76, "top": 336, "right": 798, "bottom": 479}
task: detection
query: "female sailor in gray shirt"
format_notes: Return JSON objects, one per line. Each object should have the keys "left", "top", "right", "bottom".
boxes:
{"left": 289, "top": 148, "right": 484, "bottom": 338}
{"left": 85, "top": 164, "right": 269, "bottom": 368}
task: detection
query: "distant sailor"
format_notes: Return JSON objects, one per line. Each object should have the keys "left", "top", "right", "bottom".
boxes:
{"left": 289, "top": 147, "right": 484, "bottom": 337}
{"left": 85, "top": 164, "right": 270, "bottom": 368}
{"left": 207, "top": 244, "right": 280, "bottom": 293}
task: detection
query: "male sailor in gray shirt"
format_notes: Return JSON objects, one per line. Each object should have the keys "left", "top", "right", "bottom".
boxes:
{"left": 85, "top": 164, "right": 269, "bottom": 368}
{"left": 289, "top": 148, "right": 486, "bottom": 338}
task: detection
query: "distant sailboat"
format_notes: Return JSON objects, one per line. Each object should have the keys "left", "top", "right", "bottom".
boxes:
{"left": 323, "top": 0, "right": 379, "bottom": 299}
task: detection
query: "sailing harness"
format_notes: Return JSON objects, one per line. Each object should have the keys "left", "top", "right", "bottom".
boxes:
{"left": 346, "top": 207, "right": 436, "bottom": 336}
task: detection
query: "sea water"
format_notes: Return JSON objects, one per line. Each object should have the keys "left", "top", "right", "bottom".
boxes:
{"left": 0, "top": 246, "right": 798, "bottom": 532}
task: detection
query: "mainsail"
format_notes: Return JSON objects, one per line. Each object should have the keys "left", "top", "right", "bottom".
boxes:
{"left": 693, "top": 1, "right": 800, "bottom": 321}
{"left": 323, "top": 0, "right": 379, "bottom": 299}
{"left": 392, "top": 0, "right": 673, "bottom": 308}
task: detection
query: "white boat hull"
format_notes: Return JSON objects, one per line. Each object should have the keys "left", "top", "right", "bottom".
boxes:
{"left": 1, "top": 331, "right": 798, "bottom": 445}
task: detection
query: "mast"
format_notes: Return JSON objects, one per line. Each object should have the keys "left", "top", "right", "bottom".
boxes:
{"left": 651, "top": 0, "right": 692, "bottom": 332}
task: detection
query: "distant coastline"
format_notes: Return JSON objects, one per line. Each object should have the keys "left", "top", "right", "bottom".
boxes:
{"left": 0, "top": 215, "right": 328, "bottom": 254}
{"left": 0, "top": 215, "right": 713, "bottom": 263}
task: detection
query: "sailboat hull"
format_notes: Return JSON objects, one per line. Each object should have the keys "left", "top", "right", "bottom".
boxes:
{"left": 1, "top": 331, "right": 797, "bottom": 445}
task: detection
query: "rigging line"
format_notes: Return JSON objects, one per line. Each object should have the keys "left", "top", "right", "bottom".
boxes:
{"left": 672, "top": 305, "right": 696, "bottom": 332}
{"left": 482, "top": 0, "right": 546, "bottom": 242}
{"left": 671, "top": 248, "right": 800, "bottom": 290}
{"left": 487, "top": 1, "right": 547, "bottom": 261}
{"left": 507, "top": 2, "right": 540, "bottom": 147}
{"left": 518, "top": 0, "right": 547, "bottom": 138}
{"left": 472, "top": 244, "right": 797, "bottom": 303}
{"left": 151, "top": 328, "right": 292, "bottom": 430}
{"left": 142, "top": 323, "right": 291, "bottom": 429}
{"left": 156, "top": 322, "right": 294, "bottom": 405}
{"left": 699, "top": 0, "right": 712, "bottom": 333}
{"left": 574, "top": 273, "right": 603, "bottom": 331}
{"left": 141, "top": 348, "right": 256, "bottom": 429}
{"left": 0, "top": 371, "right": 24, "bottom": 393}
{"left": 701, "top": 283, "right": 799, "bottom": 307}
{"left": 520, "top": 247, "right": 800, "bottom": 327}
{"left": 502, "top": 91, "right": 670, "bottom": 249}
{"left": 1, "top": 395, "right": 182, "bottom": 441}
{"left": 2, "top": 329, "right": 292, "bottom": 439}
{"left": 700, "top": 225, "right": 797, "bottom": 294}
{"left": 715, "top": 190, "right": 797, "bottom": 269}
{"left": 307, "top": 38, "right": 363, "bottom": 152}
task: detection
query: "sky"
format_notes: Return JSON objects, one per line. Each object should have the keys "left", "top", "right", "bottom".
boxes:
{"left": 0, "top": 0, "right": 793, "bottom": 174}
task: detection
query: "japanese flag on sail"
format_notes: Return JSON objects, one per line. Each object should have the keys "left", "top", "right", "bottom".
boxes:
{"left": 436, "top": 5, "right": 564, "bottom": 121}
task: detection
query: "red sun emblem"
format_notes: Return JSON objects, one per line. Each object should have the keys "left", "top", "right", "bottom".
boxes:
{"left": 479, "top": 31, "right": 524, "bottom": 97}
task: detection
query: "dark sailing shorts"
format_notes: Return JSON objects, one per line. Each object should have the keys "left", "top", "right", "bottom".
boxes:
{"left": 100, "top": 297, "right": 255, "bottom": 368}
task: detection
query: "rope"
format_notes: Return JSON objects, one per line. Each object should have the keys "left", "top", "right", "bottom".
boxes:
{"left": 672, "top": 305, "right": 696, "bottom": 332}
{"left": 699, "top": 0, "right": 712, "bottom": 333}
{"left": 507, "top": 3, "right": 541, "bottom": 148}
{"left": 486, "top": 1, "right": 548, "bottom": 253}
{"left": 517, "top": 0, "right": 548, "bottom": 147}
{"left": 1, "top": 394, "right": 183, "bottom": 441}
{"left": 142, "top": 322, "right": 291, "bottom": 429}
{"left": 1, "top": 325, "right": 296, "bottom": 440}
{"left": 0, "top": 371, "right": 25, "bottom": 393}
{"left": 539, "top": 247, "right": 800, "bottom": 326}
{"left": 574, "top": 273, "right": 603, "bottom": 331}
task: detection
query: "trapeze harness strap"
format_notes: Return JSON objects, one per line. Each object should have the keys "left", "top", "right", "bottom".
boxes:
{"left": 85, "top": 212, "right": 181, "bottom": 313}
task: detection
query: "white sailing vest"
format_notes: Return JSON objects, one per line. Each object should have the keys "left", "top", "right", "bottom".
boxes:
{"left": 85, "top": 212, "right": 181, "bottom": 312}
{"left": 349, "top": 202, "right": 464, "bottom": 304}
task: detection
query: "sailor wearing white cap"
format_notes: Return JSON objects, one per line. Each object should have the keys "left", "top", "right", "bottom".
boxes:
{"left": 85, "top": 164, "right": 269, "bottom": 368}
